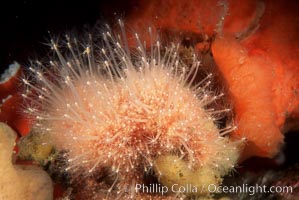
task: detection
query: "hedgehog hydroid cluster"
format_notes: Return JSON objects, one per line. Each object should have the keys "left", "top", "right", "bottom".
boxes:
{"left": 22, "top": 20, "right": 241, "bottom": 199}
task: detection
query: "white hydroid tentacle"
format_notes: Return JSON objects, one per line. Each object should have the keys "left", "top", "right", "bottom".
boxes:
{"left": 22, "top": 21, "right": 241, "bottom": 199}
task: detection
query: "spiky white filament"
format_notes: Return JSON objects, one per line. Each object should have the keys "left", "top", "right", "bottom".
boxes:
{"left": 22, "top": 21, "right": 240, "bottom": 199}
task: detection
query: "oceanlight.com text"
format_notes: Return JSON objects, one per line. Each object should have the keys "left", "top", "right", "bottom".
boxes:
{"left": 208, "top": 183, "right": 293, "bottom": 196}
{"left": 135, "top": 183, "right": 293, "bottom": 196}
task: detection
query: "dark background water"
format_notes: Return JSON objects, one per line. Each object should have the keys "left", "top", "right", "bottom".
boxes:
{"left": 0, "top": 0, "right": 132, "bottom": 71}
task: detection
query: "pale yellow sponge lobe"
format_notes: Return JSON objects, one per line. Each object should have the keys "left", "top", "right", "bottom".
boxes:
{"left": 153, "top": 137, "right": 241, "bottom": 197}
{"left": 154, "top": 154, "right": 221, "bottom": 196}
{"left": 0, "top": 122, "right": 53, "bottom": 200}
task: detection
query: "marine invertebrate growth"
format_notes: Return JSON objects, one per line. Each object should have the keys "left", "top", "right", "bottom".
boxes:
{"left": 0, "top": 62, "right": 31, "bottom": 136}
{"left": 22, "top": 21, "right": 241, "bottom": 199}
{"left": 121, "top": 0, "right": 299, "bottom": 160}
{"left": 0, "top": 122, "right": 53, "bottom": 200}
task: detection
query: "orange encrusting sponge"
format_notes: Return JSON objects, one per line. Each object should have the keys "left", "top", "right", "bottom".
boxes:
{"left": 122, "top": 0, "right": 299, "bottom": 160}
{"left": 211, "top": 0, "right": 299, "bottom": 160}
{"left": 211, "top": 36, "right": 283, "bottom": 160}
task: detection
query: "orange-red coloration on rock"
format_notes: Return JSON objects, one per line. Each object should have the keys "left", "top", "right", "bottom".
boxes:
{"left": 0, "top": 64, "right": 31, "bottom": 136}
{"left": 212, "top": 1, "right": 299, "bottom": 160}
{"left": 0, "top": 95, "right": 31, "bottom": 136}
{"left": 122, "top": 0, "right": 258, "bottom": 38}
{"left": 211, "top": 36, "right": 284, "bottom": 159}
{"left": 122, "top": 0, "right": 299, "bottom": 160}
